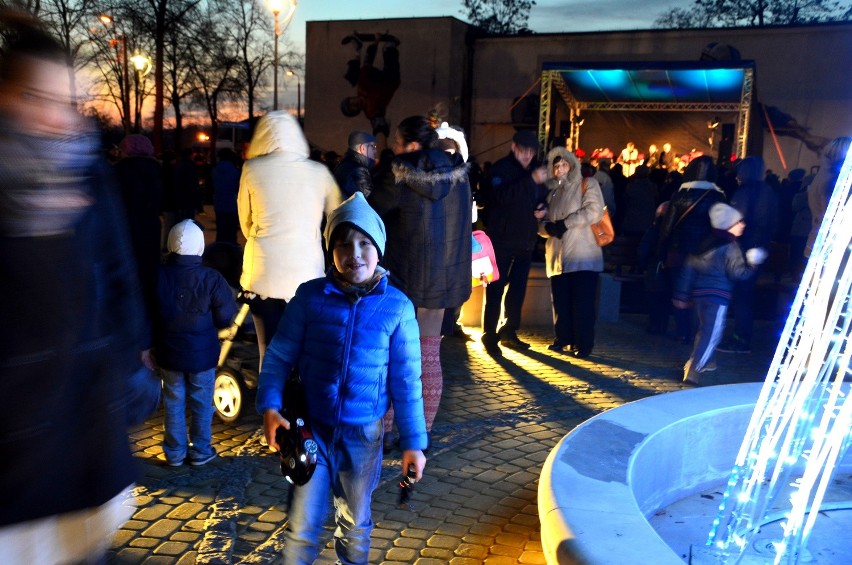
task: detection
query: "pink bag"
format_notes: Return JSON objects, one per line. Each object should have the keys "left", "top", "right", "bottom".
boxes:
{"left": 472, "top": 230, "right": 499, "bottom": 287}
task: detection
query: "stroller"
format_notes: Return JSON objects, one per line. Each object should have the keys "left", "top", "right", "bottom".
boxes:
{"left": 203, "top": 243, "right": 258, "bottom": 423}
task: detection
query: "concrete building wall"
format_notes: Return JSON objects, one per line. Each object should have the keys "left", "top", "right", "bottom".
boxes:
{"left": 305, "top": 18, "right": 851, "bottom": 173}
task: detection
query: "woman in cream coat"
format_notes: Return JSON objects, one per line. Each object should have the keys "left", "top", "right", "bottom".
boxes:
{"left": 238, "top": 111, "right": 343, "bottom": 364}
{"left": 538, "top": 147, "right": 604, "bottom": 358}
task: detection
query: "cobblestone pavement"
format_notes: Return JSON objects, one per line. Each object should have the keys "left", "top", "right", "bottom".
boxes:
{"left": 109, "top": 313, "right": 782, "bottom": 564}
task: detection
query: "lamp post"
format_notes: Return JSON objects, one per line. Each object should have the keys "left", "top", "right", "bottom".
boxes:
{"left": 99, "top": 15, "right": 131, "bottom": 134}
{"left": 269, "top": 1, "right": 298, "bottom": 112}
{"left": 287, "top": 68, "right": 301, "bottom": 122}
{"left": 130, "top": 53, "right": 152, "bottom": 133}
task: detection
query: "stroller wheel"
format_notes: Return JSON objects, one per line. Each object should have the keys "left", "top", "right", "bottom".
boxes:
{"left": 214, "top": 367, "right": 245, "bottom": 423}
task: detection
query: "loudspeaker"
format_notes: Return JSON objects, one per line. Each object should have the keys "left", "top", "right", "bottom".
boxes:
{"left": 717, "top": 123, "right": 735, "bottom": 167}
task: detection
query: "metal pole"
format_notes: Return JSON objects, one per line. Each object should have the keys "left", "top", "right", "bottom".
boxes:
{"left": 122, "top": 36, "right": 131, "bottom": 133}
{"left": 297, "top": 79, "right": 301, "bottom": 122}
{"left": 273, "top": 10, "right": 279, "bottom": 111}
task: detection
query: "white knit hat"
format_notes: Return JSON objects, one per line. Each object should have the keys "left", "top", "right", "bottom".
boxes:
{"left": 167, "top": 219, "right": 205, "bottom": 256}
{"left": 709, "top": 203, "right": 743, "bottom": 230}
{"left": 435, "top": 122, "right": 469, "bottom": 163}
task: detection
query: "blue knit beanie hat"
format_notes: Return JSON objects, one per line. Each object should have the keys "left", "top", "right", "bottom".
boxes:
{"left": 324, "top": 192, "right": 386, "bottom": 259}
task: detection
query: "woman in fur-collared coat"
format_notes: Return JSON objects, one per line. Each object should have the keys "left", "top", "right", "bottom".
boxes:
{"left": 369, "top": 115, "right": 472, "bottom": 437}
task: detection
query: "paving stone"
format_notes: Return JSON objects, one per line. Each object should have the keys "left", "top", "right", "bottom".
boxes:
{"left": 421, "top": 547, "right": 454, "bottom": 560}
{"left": 153, "top": 541, "right": 190, "bottom": 555}
{"left": 129, "top": 537, "right": 158, "bottom": 548}
{"left": 518, "top": 550, "right": 547, "bottom": 564}
{"left": 386, "top": 547, "right": 418, "bottom": 561}
{"left": 167, "top": 502, "right": 205, "bottom": 520}
{"left": 426, "top": 534, "right": 460, "bottom": 549}
{"left": 133, "top": 504, "right": 172, "bottom": 521}
{"left": 454, "top": 542, "right": 489, "bottom": 559}
{"left": 170, "top": 531, "right": 201, "bottom": 543}
{"left": 142, "top": 519, "right": 182, "bottom": 539}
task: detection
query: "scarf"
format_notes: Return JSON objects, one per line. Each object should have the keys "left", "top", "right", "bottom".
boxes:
{"left": 0, "top": 119, "right": 100, "bottom": 238}
{"left": 331, "top": 266, "right": 387, "bottom": 301}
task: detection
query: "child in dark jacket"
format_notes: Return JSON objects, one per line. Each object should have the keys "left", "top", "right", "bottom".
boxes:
{"left": 155, "top": 219, "right": 237, "bottom": 466}
{"left": 672, "top": 203, "right": 767, "bottom": 385}
{"left": 257, "top": 192, "right": 427, "bottom": 565}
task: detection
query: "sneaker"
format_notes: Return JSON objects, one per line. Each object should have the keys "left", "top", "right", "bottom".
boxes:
{"left": 190, "top": 452, "right": 218, "bottom": 467}
{"left": 166, "top": 459, "right": 184, "bottom": 467}
{"left": 702, "top": 361, "right": 718, "bottom": 372}
{"left": 716, "top": 339, "right": 751, "bottom": 354}
{"left": 499, "top": 334, "right": 531, "bottom": 351}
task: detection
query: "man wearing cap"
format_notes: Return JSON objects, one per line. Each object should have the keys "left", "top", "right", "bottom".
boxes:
{"left": 477, "top": 130, "right": 549, "bottom": 355}
{"left": 333, "top": 131, "right": 378, "bottom": 198}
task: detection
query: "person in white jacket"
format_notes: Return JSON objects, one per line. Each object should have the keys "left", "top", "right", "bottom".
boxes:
{"left": 538, "top": 146, "right": 605, "bottom": 358}
{"left": 238, "top": 111, "right": 343, "bottom": 364}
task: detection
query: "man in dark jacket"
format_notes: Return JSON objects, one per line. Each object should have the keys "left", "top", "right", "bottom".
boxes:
{"left": 717, "top": 156, "right": 779, "bottom": 354}
{"left": 478, "top": 130, "right": 548, "bottom": 355}
{"left": 333, "top": 130, "right": 377, "bottom": 198}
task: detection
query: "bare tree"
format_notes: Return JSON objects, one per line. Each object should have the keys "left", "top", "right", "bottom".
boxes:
{"left": 219, "top": 0, "right": 270, "bottom": 127}
{"left": 162, "top": 0, "right": 201, "bottom": 149}
{"left": 654, "top": 0, "right": 851, "bottom": 28}
{"left": 462, "top": 0, "right": 536, "bottom": 35}
{"left": 185, "top": 2, "right": 239, "bottom": 161}
{"left": 140, "top": 0, "right": 200, "bottom": 154}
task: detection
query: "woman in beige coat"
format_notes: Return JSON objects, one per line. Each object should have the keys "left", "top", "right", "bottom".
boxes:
{"left": 538, "top": 147, "right": 604, "bottom": 358}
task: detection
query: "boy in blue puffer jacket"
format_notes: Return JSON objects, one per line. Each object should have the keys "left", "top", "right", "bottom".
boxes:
{"left": 154, "top": 219, "right": 237, "bottom": 466}
{"left": 257, "top": 192, "right": 426, "bottom": 565}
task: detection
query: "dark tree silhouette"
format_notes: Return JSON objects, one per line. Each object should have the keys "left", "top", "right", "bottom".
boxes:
{"left": 654, "top": 0, "right": 851, "bottom": 28}
{"left": 462, "top": 0, "right": 536, "bottom": 35}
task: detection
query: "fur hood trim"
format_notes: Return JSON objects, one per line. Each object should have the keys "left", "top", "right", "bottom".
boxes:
{"left": 392, "top": 159, "right": 469, "bottom": 189}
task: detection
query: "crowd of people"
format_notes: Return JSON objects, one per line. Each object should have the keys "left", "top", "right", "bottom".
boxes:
{"left": 3, "top": 11, "right": 850, "bottom": 565}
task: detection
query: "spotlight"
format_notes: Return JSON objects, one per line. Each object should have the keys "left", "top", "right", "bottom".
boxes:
{"left": 708, "top": 116, "right": 720, "bottom": 129}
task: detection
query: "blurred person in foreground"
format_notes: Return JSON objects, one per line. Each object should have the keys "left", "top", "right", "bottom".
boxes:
{"left": 0, "top": 14, "right": 150, "bottom": 563}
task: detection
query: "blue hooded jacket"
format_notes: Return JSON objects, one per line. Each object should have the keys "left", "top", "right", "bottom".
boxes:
{"left": 256, "top": 273, "right": 426, "bottom": 451}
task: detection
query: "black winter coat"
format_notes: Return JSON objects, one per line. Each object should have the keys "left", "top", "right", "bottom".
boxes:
{"left": 658, "top": 181, "right": 727, "bottom": 267}
{"left": 333, "top": 149, "right": 374, "bottom": 198}
{"left": 370, "top": 148, "right": 472, "bottom": 309}
{"left": 0, "top": 160, "right": 147, "bottom": 527}
{"left": 730, "top": 179, "right": 779, "bottom": 251}
{"left": 154, "top": 255, "right": 238, "bottom": 373}
{"left": 479, "top": 152, "right": 548, "bottom": 252}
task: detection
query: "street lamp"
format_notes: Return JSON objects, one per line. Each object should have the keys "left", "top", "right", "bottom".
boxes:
{"left": 286, "top": 68, "right": 301, "bottom": 122}
{"left": 269, "top": 1, "right": 298, "bottom": 111}
{"left": 99, "top": 14, "right": 131, "bottom": 133}
{"left": 130, "top": 53, "right": 152, "bottom": 132}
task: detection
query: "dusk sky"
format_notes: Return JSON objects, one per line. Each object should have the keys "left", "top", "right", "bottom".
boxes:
{"left": 283, "top": 1, "right": 672, "bottom": 50}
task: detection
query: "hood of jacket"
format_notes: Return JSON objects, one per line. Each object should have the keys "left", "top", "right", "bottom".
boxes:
{"left": 545, "top": 146, "right": 582, "bottom": 185}
{"left": 246, "top": 111, "right": 308, "bottom": 160}
{"left": 392, "top": 148, "right": 468, "bottom": 192}
{"left": 679, "top": 180, "right": 724, "bottom": 193}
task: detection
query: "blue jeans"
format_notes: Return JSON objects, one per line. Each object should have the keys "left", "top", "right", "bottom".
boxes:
{"left": 161, "top": 368, "right": 216, "bottom": 465}
{"left": 284, "top": 419, "right": 383, "bottom": 565}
